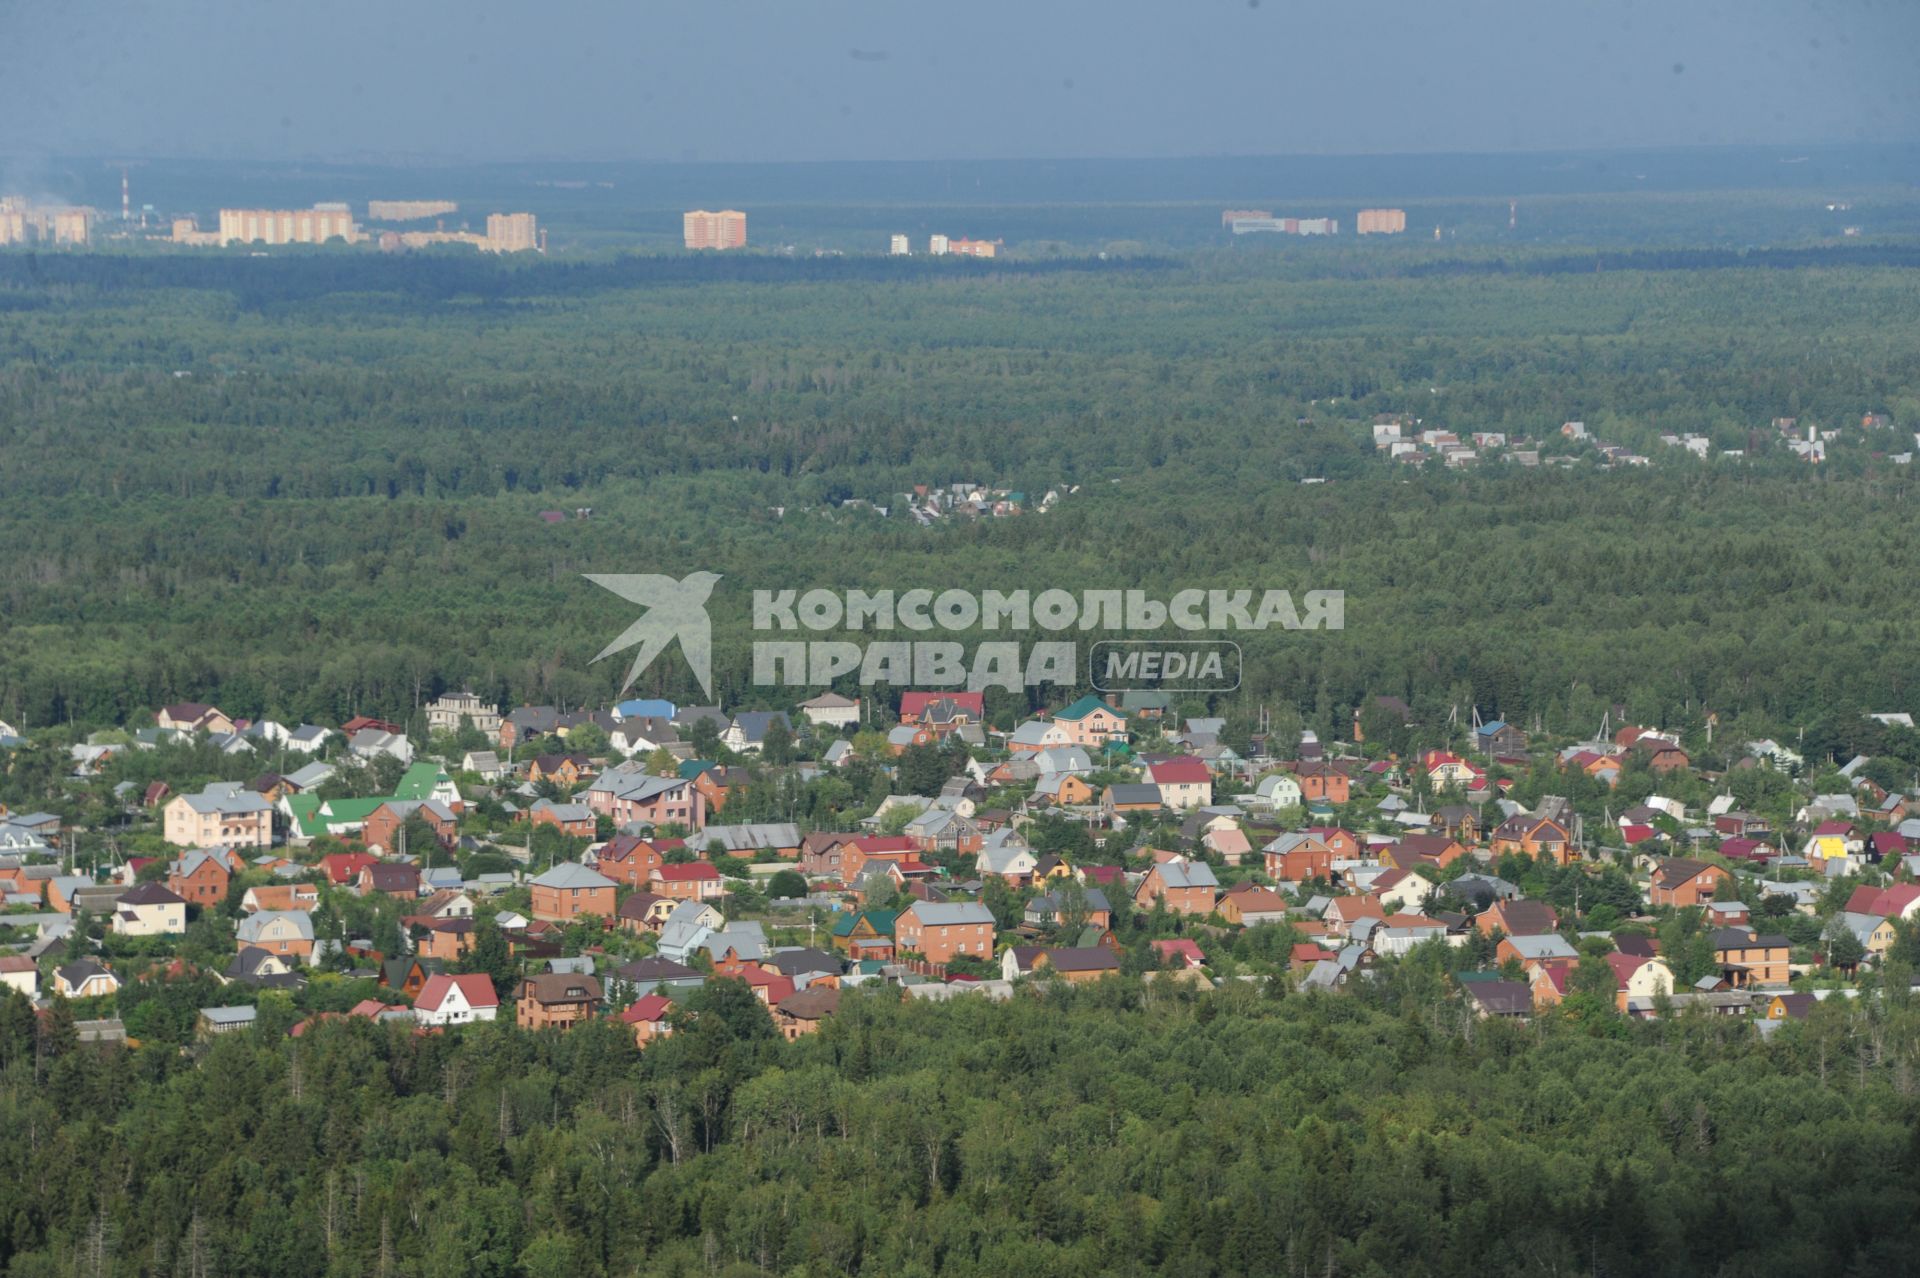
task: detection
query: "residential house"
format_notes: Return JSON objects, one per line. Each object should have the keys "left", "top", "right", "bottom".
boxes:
{"left": 620, "top": 994, "right": 677, "bottom": 1045}
{"left": 617, "top": 891, "right": 676, "bottom": 934}
{"left": 798, "top": 692, "right": 861, "bottom": 729}
{"left": 225, "top": 947, "right": 303, "bottom": 989}
{"left": 585, "top": 767, "right": 705, "bottom": 830}
{"left": 112, "top": 881, "right": 188, "bottom": 936}
{"left": 1023, "top": 946, "right": 1121, "bottom": 984}
{"left": 1293, "top": 762, "right": 1350, "bottom": 805}
{"left": 900, "top": 691, "right": 985, "bottom": 735}
{"left": 1252, "top": 772, "right": 1305, "bottom": 810}
{"left": 1052, "top": 695, "right": 1128, "bottom": 748}
{"left": 1637, "top": 738, "right": 1692, "bottom": 774}
{"left": 1024, "top": 888, "right": 1112, "bottom": 931}
{"left": 55, "top": 959, "right": 120, "bottom": 999}
{"left": 236, "top": 910, "right": 316, "bottom": 962}
{"left": 608, "top": 956, "right": 704, "bottom": 1001}
{"left": 164, "top": 782, "right": 274, "bottom": 849}
{"left": 596, "top": 834, "right": 669, "bottom": 889}
{"left": 1846, "top": 884, "right": 1920, "bottom": 922}
{"left": 1712, "top": 927, "right": 1792, "bottom": 986}
{"left": 774, "top": 986, "right": 841, "bottom": 1039}
{"left": 1476, "top": 898, "right": 1560, "bottom": 938}
{"left": 528, "top": 753, "right": 593, "bottom": 787}
{"left": 517, "top": 973, "right": 603, "bottom": 1030}
{"left": 413, "top": 973, "right": 501, "bottom": 1026}
{"left": 426, "top": 690, "right": 502, "bottom": 736}
{"left": 1102, "top": 784, "right": 1162, "bottom": 816}
{"left": 462, "top": 750, "right": 508, "bottom": 781}
{"left": 0, "top": 955, "right": 39, "bottom": 997}
{"left": 1265, "top": 832, "right": 1334, "bottom": 883}
{"left": 1463, "top": 979, "right": 1534, "bottom": 1020}
{"left": 654, "top": 861, "right": 724, "bottom": 901}
{"left": 1475, "top": 720, "right": 1529, "bottom": 756}
{"left": 529, "top": 862, "right": 617, "bottom": 921}
{"left": 1605, "top": 954, "right": 1675, "bottom": 1012}
{"left": 830, "top": 910, "right": 899, "bottom": 961}
{"left": 721, "top": 711, "right": 793, "bottom": 753}
{"left": 1490, "top": 815, "right": 1575, "bottom": 865}
{"left": 696, "top": 822, "right": 801, "bottom": 859}
{"left": 363, "top": 799, "right": 459, "bottom": 856}
{"left": 1219, "top": 884, "right": 1291, "bottom": 926}
{"left": 157, "top": 702, "right": 235, "bottom": 735}
{"left": 1497, "top": 932, "right": 1580, "bottom": 968}
{"left": 895, "top": 901, "right": 997, "bottom": 963}
{"left": 358, "top": 862, "right": 422, "bottom": 900}
{"left": 529, "top": 800, "right": 597, "bottom": 839}
{"left": 167, "top": 847, "right": 240, "bottom": 907}
{"left": 1145, "top": 757, "right": 1213, "bottom": 810}
{"left": 1135, "top": 856, "right": 1219, "bottom": 916}
{"left": 1649, "top": 858, "right": 1732, "bottom": 908}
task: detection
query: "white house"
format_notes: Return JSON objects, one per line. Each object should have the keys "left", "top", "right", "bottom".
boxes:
{"left": 412, "top": 973, "right": 501, "bottom": 1026}
{"left": 798, "top": 692, "right": 861, "bottom": 729}
{"left": 112, "top": 881, "right": 188, "bottom": 936}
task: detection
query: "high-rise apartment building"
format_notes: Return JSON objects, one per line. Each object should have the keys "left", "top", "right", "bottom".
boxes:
{"left": 486, "top": 212, "right": 539, "bottom": 252}
{"left": 367, "top": 200, "right": 458, "bottom": 221}
{"left": 684, "top": 209, "right": 747, "bottom": 250}
{"left": 1356, "top": 208, "right": 1408, "bottom": 235}
{"left": 0, "top": 198, "right": 92, "bottom": 246}
{"left": 889, "top": 234, "right": 910, "bottom": 255}
{"left": 217, "top": 205, "right": 360, "bottom": 247}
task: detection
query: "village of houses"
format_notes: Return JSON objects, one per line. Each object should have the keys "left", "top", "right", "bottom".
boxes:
{"left": 2, "top": 684, "right": 1917, "bottom": 1051}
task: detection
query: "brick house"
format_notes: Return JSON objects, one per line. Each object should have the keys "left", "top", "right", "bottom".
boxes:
{"left": 529, "top": 862, "right": 617, "bottom": 921}
{"left": 1293, "top": 762, "right": 1350, "bottom": 805}
{"left": 596, "top": 834, "right": 670, "bottom": 889}
{"left": 895, "top": 901, "right": 997, "bottom": 963}
{"left": 166, "top": 847, "right": 240, "bottom": 907}
{"left": 653, "top": 861, "right": 724, "bottom": 901}
{"left": 1490, "top": 816, "right": 1575, "bottom": 865}
{"left": 517, "top": 973, "right": 602, "bottom": 1030}
{"left": 359, "top": 862, "right": 422, "bottom": 900}
{"left": 1649, "top": 858, "right": 1731, "bottom": 908}
{"left": 1135, "top": 856, "right": 1219, "bottom": 916}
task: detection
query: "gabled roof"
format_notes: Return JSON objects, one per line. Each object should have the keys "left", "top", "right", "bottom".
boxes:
{"left": 1055, "top": 695, "right": 1121, "bottom": 722}
{"left": 530, "top": 862, "right": 616, "bottom": 891}
{"left": 908, "top": 901, "right": 995, "bottom": 927}
{"left": 415, "top": 973, "right": 500, "bottom": 1012}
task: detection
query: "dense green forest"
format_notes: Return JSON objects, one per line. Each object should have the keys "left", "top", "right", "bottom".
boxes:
{"left": 4, "top": 973, "right": 1919, "bottom": 1277}
{"left": 1, "top": 244, "right": 1918, "bottom": 741}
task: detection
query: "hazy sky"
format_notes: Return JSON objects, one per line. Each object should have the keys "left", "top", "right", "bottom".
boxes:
{"left": 1, "top": 0, "right": 1915, "bottom": 163}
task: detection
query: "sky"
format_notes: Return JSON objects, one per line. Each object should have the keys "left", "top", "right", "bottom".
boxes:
{"left": 0, "top": 0, "right": 1915, "bottom": 164}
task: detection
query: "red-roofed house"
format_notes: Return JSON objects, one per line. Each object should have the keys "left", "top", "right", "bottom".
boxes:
{"left": 320, "top": 852, "right": 378, "bottom": 887}
{"left": 1150, "top": 938, "right": 1206, "bottom": 969}
{"left": 1846, "top": 883, "right": 1920, "bottom": 922}
{"left": 413, "top": 974, "right": 500, "bottom": 1026}
{"left": 1529, "top": 959, "right": 1574, "bottom": 1009}
{"left": 619, "top": 993, "right": 675, "bottom": 1045}
{"left": 654, "top": 861, "right": 724, "bottom": 901}
{"left": 1145, "top": 757, "right": 1213, "bottom": 810}
{"left": 1605, "top": 952, "right": 1674, "bottom": 1012}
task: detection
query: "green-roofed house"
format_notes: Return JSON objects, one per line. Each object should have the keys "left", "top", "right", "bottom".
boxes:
{"left": 1053, "top": 695, "right": 1128, "bottom": 749}
{"left": 677, "top": 760, "right": 719, "bottom": 782}
{"left": 393, "top": 762, "right": 461, "bottom": 806}
{"left": 830, "top": 909, "right": 898, "bottom": 961}
{"left": 285, "top": 794, "right": 389, "bottom": 843}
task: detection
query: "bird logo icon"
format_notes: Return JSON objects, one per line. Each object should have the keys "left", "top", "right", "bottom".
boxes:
{"left": 585, "top": 571, "right": 722, "bottom": 698}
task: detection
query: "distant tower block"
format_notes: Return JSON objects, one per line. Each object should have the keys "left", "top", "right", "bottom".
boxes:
{"left": 1355, "top": 208, "right": 1406, "bottom": 235}
{"left": 1509, "top": 200, "right": 1517, "bottom": 231}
